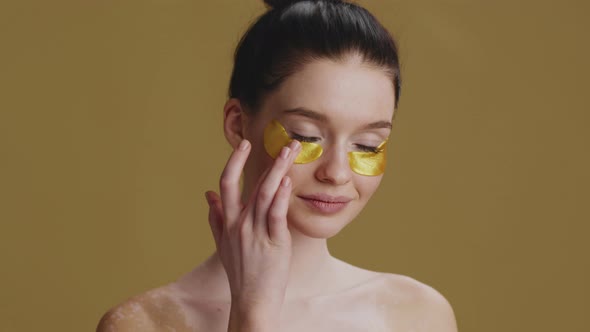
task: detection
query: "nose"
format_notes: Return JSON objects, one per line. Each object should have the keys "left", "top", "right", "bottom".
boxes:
{"left": 314, "top": 145, "right": 353, "bottom": 185}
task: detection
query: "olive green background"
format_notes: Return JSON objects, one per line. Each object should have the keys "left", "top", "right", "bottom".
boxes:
{"left": 1, "top": 0, "right": 588, "bottom": 331}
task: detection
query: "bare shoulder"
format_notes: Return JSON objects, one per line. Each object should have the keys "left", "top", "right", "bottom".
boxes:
{"left": 96, "top": 294, "right": 156, "bottom": 332}
{"left": 96, "top": 283, "right": 196, "bottom": 332}
{"left": 377, "top": 273, "right": 458, "bottom": 332}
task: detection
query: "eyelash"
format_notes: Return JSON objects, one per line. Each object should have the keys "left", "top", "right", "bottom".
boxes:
{"left": 357, "top": 145, "right": 383, "bottom": 153}
{"left": 290, "top": 133, "right": 382, "bottom": 153}
{"left": 290, "top": 133, "right": 319, "bottom": 143}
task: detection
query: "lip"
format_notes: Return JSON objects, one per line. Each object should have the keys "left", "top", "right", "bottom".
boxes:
{"left": 297, "top": 194, "right": 352, "bottom": 214}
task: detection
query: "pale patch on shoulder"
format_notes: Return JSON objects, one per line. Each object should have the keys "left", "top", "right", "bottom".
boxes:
{"left": 376, "top": 273, "right": 458, "bottom": 332}
{"left": 96, "top": 284, "right": 198, "bottom": 332}
{"left": 96, "top": 296, "right": 156, "bottom": 332}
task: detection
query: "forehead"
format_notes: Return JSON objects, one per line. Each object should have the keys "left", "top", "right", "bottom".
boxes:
{"left": 260, "top": 57, "right": 396, "bottom": 125}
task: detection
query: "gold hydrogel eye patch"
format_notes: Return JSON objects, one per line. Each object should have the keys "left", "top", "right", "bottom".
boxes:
{"left": 348, "top": 140, "right": 387, "bottom": 176}
{"left": 263, "top": 120, "right": 323, "bottom": 164}
{"left": 263, "top": 119, "right": 387, "bottom": 175}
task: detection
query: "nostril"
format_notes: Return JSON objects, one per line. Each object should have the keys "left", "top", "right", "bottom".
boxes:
{"left": 315, "top": 159, "right": 353, "bottom": 185}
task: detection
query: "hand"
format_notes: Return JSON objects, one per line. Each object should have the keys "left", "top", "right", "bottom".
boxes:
{"left": 205, "top": 139, "right": 302, "bottom": 325}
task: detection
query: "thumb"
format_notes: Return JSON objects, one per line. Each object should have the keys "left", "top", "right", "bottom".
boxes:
{"left": 205, "top": 191, "right": 223, "bottom": 248}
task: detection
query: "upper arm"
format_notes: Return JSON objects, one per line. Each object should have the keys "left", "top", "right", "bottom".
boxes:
{"left": 96, "top": 299, "right": 157, "bottom": 332}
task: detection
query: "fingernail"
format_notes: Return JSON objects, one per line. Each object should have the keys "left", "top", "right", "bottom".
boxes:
{"left": 281, "top": 176, "right": 291, "bottom": 187}
{"left": 280, "top": 146, "right": 291, "bottom": 159}
{"left": 204, "top": 192, "right": 212, "bottom": 205}
{"left": 289, "top": 140, "right": 301, "bottom": 150}
{"left": 238, "top": 140, "right": 249, "bottom": 151}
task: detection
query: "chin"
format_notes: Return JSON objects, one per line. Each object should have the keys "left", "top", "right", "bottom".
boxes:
{"left": 285, "top": 208, "right": 359, "bottom": 239}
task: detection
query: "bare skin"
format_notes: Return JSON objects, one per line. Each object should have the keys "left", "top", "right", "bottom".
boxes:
{"left": 97, "top": 57, "right": 457, "bottom": 332}
{"left": 97, "top": 264, "right": 455, "bottom": 331}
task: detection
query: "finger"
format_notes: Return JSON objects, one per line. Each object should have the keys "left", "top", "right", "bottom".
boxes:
{"left": 243, "top": 167, "right": 271, "bottom": 207}
{"left": 238, "top": 167, "right": 270, "bottom": 233}
{"left": 205, "top": 191, "right": 224, "bottom": 248}
{"left": 253, "top": 140, "right": 301, "bottom": 234}
{"left": 219, "top": 139, "right": 251, "bottom": 227}
{"left": 267, "top": 176, "right": 292, "bottom": 245}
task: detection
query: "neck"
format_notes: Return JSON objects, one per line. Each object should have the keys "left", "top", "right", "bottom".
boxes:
{"left": 283, "top": 223, "right": 334, "bottom": 300}
{"left": 185, "top": 224, "right": 337, "bottom": 303}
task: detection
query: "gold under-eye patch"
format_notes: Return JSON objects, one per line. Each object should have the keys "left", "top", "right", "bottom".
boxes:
{"left": 348, "top": 140, "right": 387, "bottom": 176}
{"left": 263, "top": 120, "right": 323, "bottom": 164}
{"left": 263, "top": 120, "right": 387, "bottom": 176}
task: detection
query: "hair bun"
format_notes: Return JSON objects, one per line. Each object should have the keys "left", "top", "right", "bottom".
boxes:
{"left": 264, "top": 0, "right": 343, "bottom": 9}
{"left": 263, "top": 0, "right": 309, "bottom": 9}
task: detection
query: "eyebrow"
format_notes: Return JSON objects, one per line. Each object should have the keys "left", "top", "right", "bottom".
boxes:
{"left": 282, "top": 107, "right": 392, "bottom": 130}
{"left": 282, "top": 107, "right": 327, "bottom": 122}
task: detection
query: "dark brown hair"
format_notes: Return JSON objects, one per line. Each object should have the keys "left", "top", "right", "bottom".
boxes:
{"left": 229, "top": 0, "right": 401, "bottom": 112}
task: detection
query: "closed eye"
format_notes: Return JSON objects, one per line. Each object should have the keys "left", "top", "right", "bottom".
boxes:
{"left": 290, "top": 132, "right": 383, "bottom": 153}
{"left": 290, "top": 132, "right": 320, "bottom": 143}
{"left": 355, "top": 144, "right": 383, "bottom": 153}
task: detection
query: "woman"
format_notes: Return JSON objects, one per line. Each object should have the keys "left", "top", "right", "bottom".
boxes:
{"left": 97, "top": 0, "right": 457, "bottom": 331}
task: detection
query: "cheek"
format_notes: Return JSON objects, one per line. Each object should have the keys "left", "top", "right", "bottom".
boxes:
{"left": 252, "top": 150, "right": 274, "bottom": 177}
{"left": 244, "top": 142, "right": 274, "bottom": 184}
{"left": 355, "top": 175, "right": 383, "bottom": 200}
{"left": 284, "top": 163, "right": 314, "bottom": 190}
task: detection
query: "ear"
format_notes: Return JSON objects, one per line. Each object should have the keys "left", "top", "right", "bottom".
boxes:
{"left": 223, "top": 98, "right": 248, "bottom": 149}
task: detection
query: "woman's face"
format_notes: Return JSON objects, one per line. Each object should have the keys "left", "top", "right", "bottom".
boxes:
{"left": 242, "top": 55, "right": 396, "bottom": 239}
